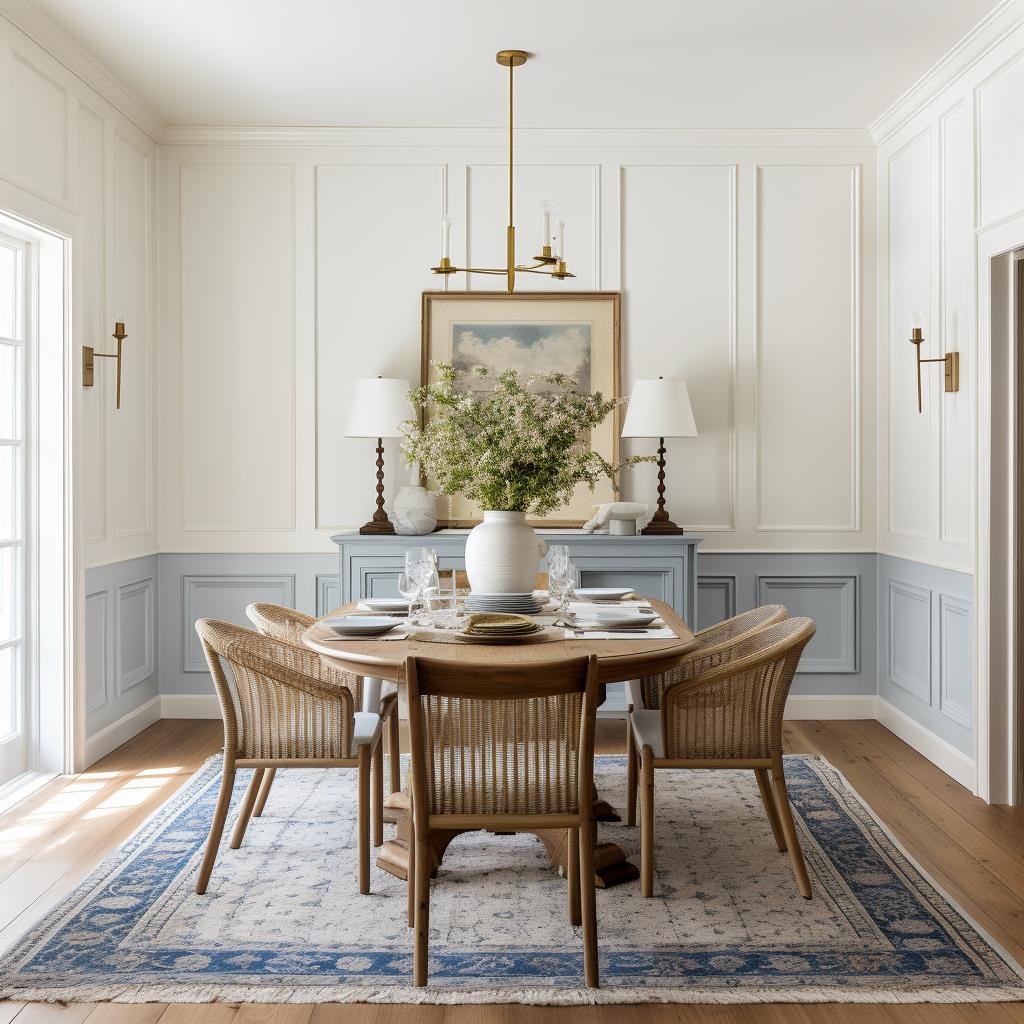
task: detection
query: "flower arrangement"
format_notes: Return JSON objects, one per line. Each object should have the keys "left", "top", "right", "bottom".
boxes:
{"left": 401, "top": 362, "right": 646, "bottom": 518}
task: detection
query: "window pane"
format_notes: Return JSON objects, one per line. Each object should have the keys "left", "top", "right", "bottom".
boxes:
{"left": 0, "top": 446, "right": 17, "bottom": 541}
{"left": 0, "top": 343, "right": 18, "bottom": 439}
{"left": 0, "top": 546, "right": 16, "bottom": 642}
{"left": 0, "top": 244, "right": 15, "bottom": 340}
{"left": 0, "top": 644, "right": 16, "bottom": 738}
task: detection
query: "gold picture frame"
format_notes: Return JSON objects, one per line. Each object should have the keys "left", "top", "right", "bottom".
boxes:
{"left": 420, "top": 291, "right": 622, "bottom": 527}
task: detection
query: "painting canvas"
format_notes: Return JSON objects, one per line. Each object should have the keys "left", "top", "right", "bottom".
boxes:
{"left": 421, "top": 292, "right": 621, "bottom": 526}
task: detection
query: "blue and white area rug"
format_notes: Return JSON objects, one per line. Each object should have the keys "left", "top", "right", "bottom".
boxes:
{"left": 2, "top": 755, "right": 1023, "bottom": 1005}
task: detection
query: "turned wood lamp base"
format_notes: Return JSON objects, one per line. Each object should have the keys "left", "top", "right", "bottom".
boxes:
{"left": 641, "top": 436, "right": 685, "bottom": 535}
{"left": 359, "top": 436, "right": 396, "bottom": 535}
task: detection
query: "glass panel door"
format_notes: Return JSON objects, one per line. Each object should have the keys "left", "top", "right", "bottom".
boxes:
{"left": 0, "top": 233, "right": 27, "bottom": 786}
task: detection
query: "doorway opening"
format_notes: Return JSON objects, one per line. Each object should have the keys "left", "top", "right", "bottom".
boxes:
{"left": 0, "top": 210, "right": 70, "bottom": 810}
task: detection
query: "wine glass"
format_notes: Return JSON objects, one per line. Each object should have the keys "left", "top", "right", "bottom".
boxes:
{"left": 397, "top": 571, "right": 420, "bottom": 622}
{"left": 549, "top": 558, "right": 577, "bottom": 613}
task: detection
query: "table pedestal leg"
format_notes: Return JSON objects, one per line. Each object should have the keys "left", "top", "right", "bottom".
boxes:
{"left": 377, "top": 790, "right": 639, "bottom": 888}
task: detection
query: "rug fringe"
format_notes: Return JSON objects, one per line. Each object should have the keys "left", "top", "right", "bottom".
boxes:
{"left": 3, "top": 982, "right": 1024, "bottom": 1006}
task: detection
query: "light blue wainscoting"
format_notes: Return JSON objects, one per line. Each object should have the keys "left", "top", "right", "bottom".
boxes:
{"left": 696, "top": 552, "right": 878, "bottom": 698}
{"left": 877, "top": 555, "right": 974, "bottom": 756}
{"left": 157, "top": 553, "right": 340, "bottom": 698}
{"left": 84, "top": 555, "right": 159, "bottom": 741}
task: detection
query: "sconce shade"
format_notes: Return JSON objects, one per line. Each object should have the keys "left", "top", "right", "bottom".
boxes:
{"left": 621, "top": 378, "right": 698, "bottom": 438}
{"left": 345, "top": 377, "right": 411, "bottom": 438}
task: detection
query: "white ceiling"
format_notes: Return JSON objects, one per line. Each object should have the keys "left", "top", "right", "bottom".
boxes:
{"left": 30, "top": 0, "right": 1003, "bottom": 129}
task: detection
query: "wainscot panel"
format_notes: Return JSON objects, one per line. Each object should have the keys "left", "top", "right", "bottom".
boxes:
{"left": 83, "top": 555, "right": 159, "bottom": 740}
{"left": 697, "top": 552, "right": 878, "bottom": 697}
{"left": 877, "top": 554, "right": 974, "bottom": 755}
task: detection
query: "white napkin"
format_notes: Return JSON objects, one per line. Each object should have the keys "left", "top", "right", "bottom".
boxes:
{"left": 322, "top": 625, "right": 412, "bottom": 642}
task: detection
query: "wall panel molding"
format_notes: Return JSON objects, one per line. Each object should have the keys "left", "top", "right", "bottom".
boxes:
{"left": 316, "top": 574, "right": 342, "bottom": 617}
{"left": 84, "top": 591, "right": 109, "bottom": 712}
{"left": 887, "top": 579, "right": 933, "bottom": 703}
{"left": 756, "top": 574, "right": 858, "bottom": 673}
{"left": 116, "top": 576, "right": 155, "bottom": 692}
{"left": 939, "top": 593, "right": 973, "bottom": 729}
{"left": 696, "top": 574, "right": 737, "bottom": 631}
{"left": 180, "top": 573, "right": 296, "bottom": 671}
{"left": 754, "top": 164, "right": 860, "bottom": 532}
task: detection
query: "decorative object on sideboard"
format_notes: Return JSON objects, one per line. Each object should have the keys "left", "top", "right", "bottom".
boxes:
{"left": 345, "top": 375, "right": 411, "bottom": 536}
{"left": 909, "top": 309, "right": 959, "bottom": 413}
{"left": 582, "top": 501, "right": 653, "bottom": 536}
{"left": 392, "top": 483, "right": 438, "bottom": 535}
{"left": 420, "top": 290, "right": 625, "bottom": 525}
{"left": 430, "top": 50, "right": 573, "bottom": 293}
{"left": 621, "top": 377, "right": 698, "bottom": 536}
{"left": 82, "top": 311, "right": 127, "bottom": 409}
{"left": 402, "top": 363, "right": 645, "bottom": 591}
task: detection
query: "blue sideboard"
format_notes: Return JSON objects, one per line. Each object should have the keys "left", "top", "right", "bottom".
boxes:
{"left": 331, "top": 529, "right": 703, "bottom": 621}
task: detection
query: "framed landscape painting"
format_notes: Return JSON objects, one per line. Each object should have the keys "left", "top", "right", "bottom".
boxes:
{"left": 420, "top": 291, "right": 622, "bottom": 527}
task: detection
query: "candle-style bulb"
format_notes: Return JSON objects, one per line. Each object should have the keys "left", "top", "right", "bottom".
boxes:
{"left": 113, "top": 308, "right": 126, "bottom": 325}
{"left": 556, "top": 218, "right": 566, "bottom": 260}
{"left": 911, "top": 309, "right": 924, "bottom": 331}
{"left": 440, "top": 214, "right": 453, "bottom": 259}
{"left": 539, "top": 200, "right": 553, "bottom": 248}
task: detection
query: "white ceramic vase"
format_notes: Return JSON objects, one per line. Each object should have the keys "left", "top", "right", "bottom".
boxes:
{"left": 392, "top": 485, "right": 438, "bottom": 536}
{"left": 464, "top": 510, "right": 546, "bottom": 593}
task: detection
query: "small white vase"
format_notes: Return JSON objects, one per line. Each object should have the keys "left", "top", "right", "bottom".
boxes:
{"left": 465, "top": 510, "right": 543, "bottom": 594}
{"left": 392, "top": 485, "right": 438, "bottom": 536}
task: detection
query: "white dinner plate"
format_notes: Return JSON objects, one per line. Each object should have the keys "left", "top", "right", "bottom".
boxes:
{"left": 575, "top": 587, "right": 634, "bottom": 601}
{"left": 575, "top": 612, "right": 658, "bottom": 629}
{"left": 322, "top": 615, "right": 402, "bottom": 637}
{"left": 360, "top": 598, "right": 409, "bottom": 612}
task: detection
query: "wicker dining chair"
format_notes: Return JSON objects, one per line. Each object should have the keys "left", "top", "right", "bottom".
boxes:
{"left": 630, "top": 616, "right": 817, "bottom": 900}
{"left": 246, "top": 602, "right": 400, "bottom": 845}
{"left": 405, "top": 653, "right": 602, "bottom": 988}
{"left": 194, "top": 618, "right": 382, "bottom": 896}
{"left": 625, "top": 603, "right": 788, "bottom": 826}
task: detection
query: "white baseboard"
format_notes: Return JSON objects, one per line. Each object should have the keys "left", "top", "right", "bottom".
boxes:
{"left": 83, "top": 695, "right": 162, "bottom": 768}
{"left": 784, "top": 694, "right": 878, "bottom": 720}
{"left": 875, "top": 697, "right": 976, "bottom": 791}
{"left": 160, "top": 694, "right": 221, "bottom": 719}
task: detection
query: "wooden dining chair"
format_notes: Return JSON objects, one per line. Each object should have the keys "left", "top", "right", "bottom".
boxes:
{"left": 194, "top": 618, "right": 382, "bottom": 896}
{"left": 629, "top": 616, "right": 817, "bottom": 900}
{"left": 625, "top": 603, "right": 788, "bottom": 825}
{"left": 405, "top": 653, "right": 602, "bottom": 988}
{"left": 246, "top": 602, "right": 400, "bottom": 845}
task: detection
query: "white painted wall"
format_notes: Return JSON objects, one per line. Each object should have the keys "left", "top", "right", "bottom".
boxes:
{"left": 157, "top": 130, "right": 877, "bottom": 555}
{"left": 875, "top": 4, "right": 1024, "bottom": 574}
{"left": 0, "top": 8, "right": 160, "bottom": 769}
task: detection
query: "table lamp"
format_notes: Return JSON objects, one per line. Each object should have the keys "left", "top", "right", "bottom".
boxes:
{"left": 621, "top": 376, "right": 698, "bottom": 535}
{"left": 346, "top": 376, "right": 412, "bottom": 535}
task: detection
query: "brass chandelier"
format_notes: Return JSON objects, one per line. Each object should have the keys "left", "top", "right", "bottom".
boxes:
{"left": 431, "top": 49, "right": 574, "bottom": 293}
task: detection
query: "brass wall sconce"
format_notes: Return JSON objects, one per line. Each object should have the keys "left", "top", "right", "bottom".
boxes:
{"left": 83, "top": 312, "right": 126, "bottom": 409}
{"left": 910, "top": 310, "right": 959, "bottom": 413}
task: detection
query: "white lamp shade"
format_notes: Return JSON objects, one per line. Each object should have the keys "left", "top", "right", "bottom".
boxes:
{"left": 345, "top": 377, "right": 412, "bottom": 438}
{"left": 621, "top": 378, "right": 698, "bottom": 438}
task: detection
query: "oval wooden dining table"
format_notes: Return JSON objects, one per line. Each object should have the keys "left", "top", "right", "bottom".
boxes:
{"left": 302, "top": 599, "right": 698, "bottom": 889}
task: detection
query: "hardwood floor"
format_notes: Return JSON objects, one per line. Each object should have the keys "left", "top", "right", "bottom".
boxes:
{"left": 2, "top": 718, "right": 1024, "bottom": 1023}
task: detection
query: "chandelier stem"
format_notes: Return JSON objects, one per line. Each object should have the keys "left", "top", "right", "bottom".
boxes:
{"left": 507, "top": 58, "right": 515, "bottom": 292}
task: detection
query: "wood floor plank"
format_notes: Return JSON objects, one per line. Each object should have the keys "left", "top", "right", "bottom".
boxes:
{"left": 12, "top": 1006, "right": 95, "bottom": 1024}
{"left": 0, "top": 1004, "right": 26, "bottom": 1024}
{"left": 309, "top": 1005, "right": 444, "bottom": 1023}
{"left": 156, "top": 1007, "right": 237, "bottom": 1024}
{"left": 83, "top": 1006, "right": 168, "bottom": 1024}
{"left": 230, "top": 1006, "right": 314, "bottom": 1024}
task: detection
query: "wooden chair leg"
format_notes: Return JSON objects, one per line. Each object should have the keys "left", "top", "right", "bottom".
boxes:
{"left": 413, "top": 834, "right": 432, "bottom": 987}
{"left": 566, "top": 827, "right": 581, "bottom": 926}
{"left": 357, "top": 745, "right": 371, "bottom": 894}
{"left": 640, "top": 747, "right": 655, "bottom": 897}
{"left": 252, "top": 767, "right": 276, "bottom": 818}
{"left": 388, "top": 701, "right": 401, "bottom": 795}
{"left": 229, "top": 767, "right": 264, "bottom": 850}
{"left": 407, "top": 825, "right": 416, "bottom": 928}
{"left": 771, "top": 761, "right": 812, "bottom": 900}
{"left": 196, "top": 760, "right": 235, "bottom": 895}
{"left": 372, "top": 738, "right": 384, "bottom": 848}
{"left": 626, "top": 709, "right": 638, "bottom": 827}
{"left": 579, "top": 814, "right": 599, "bottom": 988}
{"left": 755, "top": 767, "right": 787, "bottom": 852}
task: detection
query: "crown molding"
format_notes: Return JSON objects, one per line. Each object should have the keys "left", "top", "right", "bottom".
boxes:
{"left": 869, "top": 0, "right": 1024, "bottom": 145}
{"left": 160, "top": 124, "right": 875, "bottom": 150}
{"left": 0, "top": 0, "right": 165, "bottom": 141}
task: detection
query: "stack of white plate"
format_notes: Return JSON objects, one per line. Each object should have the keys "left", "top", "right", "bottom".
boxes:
{"left": 465, "top": 592, "right": 545, "bottom": 614}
